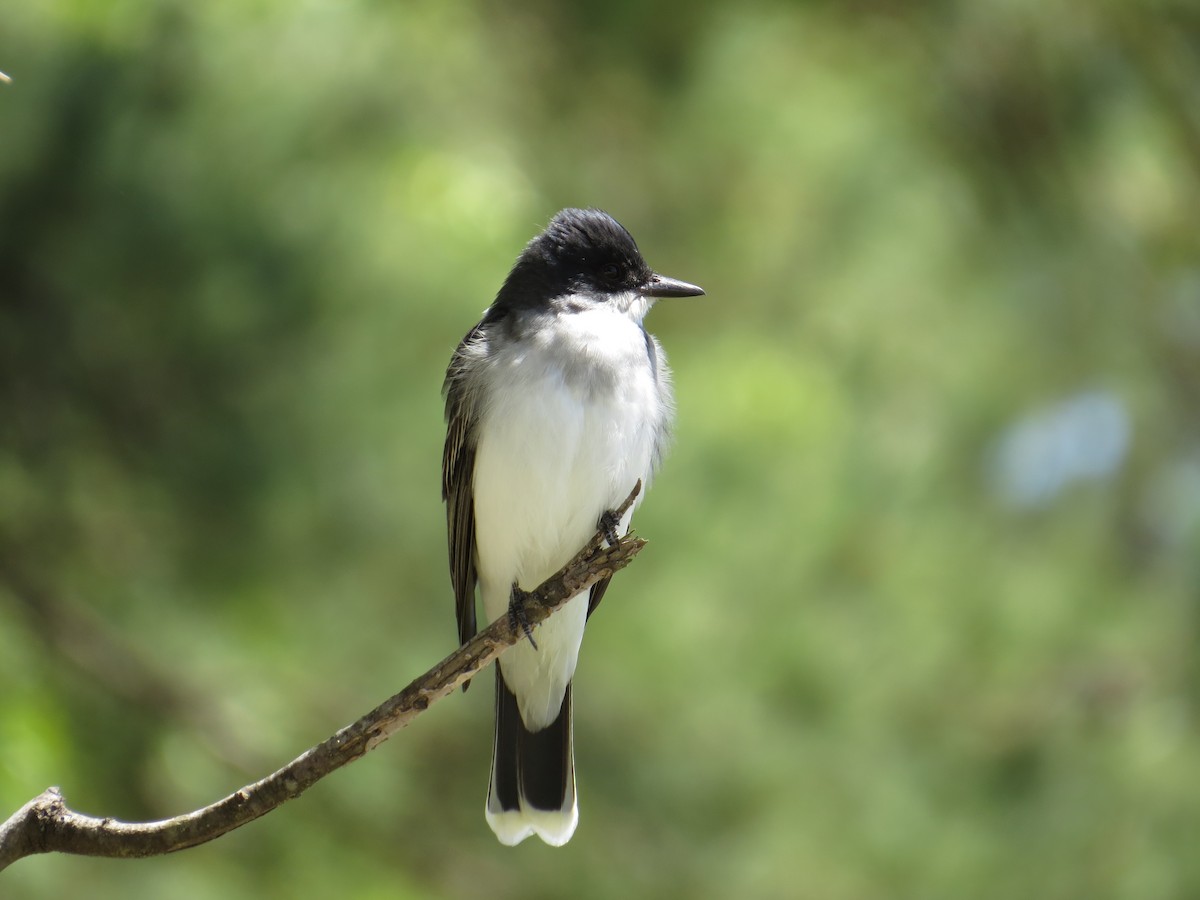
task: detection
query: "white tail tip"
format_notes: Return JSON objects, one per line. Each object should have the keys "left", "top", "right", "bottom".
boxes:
{"left": 486, "top": 801, "right": 578, "bottom": 847}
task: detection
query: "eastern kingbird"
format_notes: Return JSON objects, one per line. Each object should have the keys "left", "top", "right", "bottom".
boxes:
{"left": 442, "top": 208, "right": 703, "bottom": 846}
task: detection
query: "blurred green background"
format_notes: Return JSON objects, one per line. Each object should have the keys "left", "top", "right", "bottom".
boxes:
{"left": 3, "top": 1, "right": 1199, "bottom": 897}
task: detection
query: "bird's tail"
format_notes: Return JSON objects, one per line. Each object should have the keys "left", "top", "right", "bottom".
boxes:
{"left": 486, "top": 674, "right": 577, "bottom": 846}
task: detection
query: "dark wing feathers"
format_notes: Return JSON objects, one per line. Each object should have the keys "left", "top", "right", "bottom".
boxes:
{"left": 443, "top": 324, "right": 486, "bottom": 648}
{"left": 586, "top": 575, "right": 612, "bottom": 620}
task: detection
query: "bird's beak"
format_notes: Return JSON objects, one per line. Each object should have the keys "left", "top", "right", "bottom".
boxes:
{"left": 640, "top": 273, "right": 705, "bottom": 298}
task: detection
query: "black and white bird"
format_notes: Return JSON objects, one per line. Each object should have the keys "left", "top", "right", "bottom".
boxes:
{"left": 442, "top": 208, "right": 703, "bottom": 846}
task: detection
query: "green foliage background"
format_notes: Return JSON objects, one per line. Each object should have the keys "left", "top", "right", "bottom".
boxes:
{"left": 3, "top": 2, "right": 1199, "bottom": 897}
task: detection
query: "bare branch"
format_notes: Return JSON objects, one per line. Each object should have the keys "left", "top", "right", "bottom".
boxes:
{"left": 0, "top": 482, "right": 645, "bottom": 871}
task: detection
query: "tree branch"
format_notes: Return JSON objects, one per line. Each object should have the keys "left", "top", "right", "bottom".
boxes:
{"left": 0, "top": 482, "right": 646, "bottom": 872}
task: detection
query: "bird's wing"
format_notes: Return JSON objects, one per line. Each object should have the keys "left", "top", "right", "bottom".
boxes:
{"left": 443, "top": 323, "right": 486, "bottom": 648}
{"left": 586, "top": 575, "right": 612, "bottom": 619}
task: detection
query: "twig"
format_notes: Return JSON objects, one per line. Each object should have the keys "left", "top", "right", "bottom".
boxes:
{"left": 0, "top": 482, "right": 645, "bottom": 871}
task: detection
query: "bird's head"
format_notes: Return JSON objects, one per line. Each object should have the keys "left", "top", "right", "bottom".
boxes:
{"left": 495, "top": 208, "right": 703, "bottom": 318}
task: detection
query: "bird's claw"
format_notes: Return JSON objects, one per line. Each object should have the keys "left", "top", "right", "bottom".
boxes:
{"left": 597, "top": 508, "right": 622, "bottom": 548}
{"left": 508, "top": 585, "right": 538, "bottom": 650}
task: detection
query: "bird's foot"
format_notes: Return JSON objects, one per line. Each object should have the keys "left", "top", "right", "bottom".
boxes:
{"left": 508, "top": 584, "right": 538, "bottom": 650}
{"left": 597, "top": 508, "right": 622, "bottom": 548}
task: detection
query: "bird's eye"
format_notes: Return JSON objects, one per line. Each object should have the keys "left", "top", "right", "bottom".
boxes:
{"left": 600, "top": 263, "right": 621, "bottom": 282}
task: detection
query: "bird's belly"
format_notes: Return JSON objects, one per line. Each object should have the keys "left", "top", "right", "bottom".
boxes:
{"left": 468, "top": 308, "right": 664, "bottom": 728}
{"left": 472, "top": 365, "right": 655, "bottom": 728}
{"left": 472, "top": 370, "right": 655, "bottom": 618}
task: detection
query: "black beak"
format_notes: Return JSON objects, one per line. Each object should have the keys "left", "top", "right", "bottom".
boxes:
{"left": 640, "top": 272, "right": 705, "bottom": 298}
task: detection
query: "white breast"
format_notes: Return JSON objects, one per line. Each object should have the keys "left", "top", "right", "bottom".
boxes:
{"left": 471, "top": 302, "right": 668, "bottom": 727}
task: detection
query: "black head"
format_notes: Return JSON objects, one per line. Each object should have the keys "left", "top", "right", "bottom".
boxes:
{"left": 493, "top": 208, "right": 703, "bottom": 313}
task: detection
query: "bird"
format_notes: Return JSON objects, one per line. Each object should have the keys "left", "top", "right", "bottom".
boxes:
{"left": 441, "top": 208, "right": 703, "bottom": 846}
